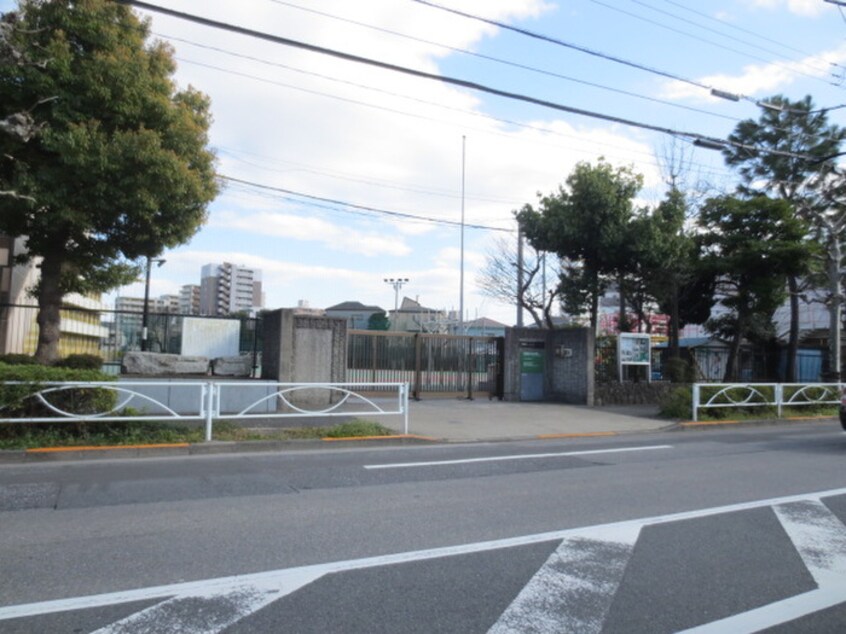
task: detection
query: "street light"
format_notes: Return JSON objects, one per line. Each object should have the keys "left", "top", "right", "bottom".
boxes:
{"left": 141, "top": 256, "right": 166, "bottom": 352}
{"left": 384, "top": 277, "right": 409, "bottom": 312}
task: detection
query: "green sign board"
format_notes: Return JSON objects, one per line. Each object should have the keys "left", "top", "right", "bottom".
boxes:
{"left": 520, "top": 350, "right": 544, "bottom": 374}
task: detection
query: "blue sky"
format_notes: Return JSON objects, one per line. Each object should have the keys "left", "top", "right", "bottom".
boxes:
{"left": 4, "top": 0, "right": 845, "bottom": 324}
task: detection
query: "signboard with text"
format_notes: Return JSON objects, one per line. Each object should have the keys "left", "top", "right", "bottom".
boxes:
{"left": 618, "top": 333, "right": 651, "bottom": 382}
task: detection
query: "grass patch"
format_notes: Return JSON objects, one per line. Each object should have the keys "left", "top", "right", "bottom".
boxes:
{"left": 0, "top": 418, "right": 397, "bottom": 450}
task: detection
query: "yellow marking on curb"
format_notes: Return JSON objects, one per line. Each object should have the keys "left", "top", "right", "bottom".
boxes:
{"left": 537, "top": 432, "right": 618, "bottom": 439}
{"left": 681, "top": 416, "right": 833, "bottom": 427}
{"left": 26, "top": 443, "right": 191, "bottom": 453}
{"left": 321, "top": 434, "right": 436, "bottom": 442}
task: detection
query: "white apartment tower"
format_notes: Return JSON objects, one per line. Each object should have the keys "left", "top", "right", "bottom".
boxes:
{"left": 199, "top": 262, "right": 264, "bottom": 316}
{"left": 179, "top": 284, "right": 201, "bottom": 315}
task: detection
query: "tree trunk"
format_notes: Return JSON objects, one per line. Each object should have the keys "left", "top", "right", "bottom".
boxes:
{"left": 828, "top": 241, "right": 842, "bottom": 381}
{"left": 590, "top": 270, "right": 599, "bottom": 336}
{"left": 786, "top": 275, "right": 799, "bottom": 382}
{"left": 34, "top": 253, "right": 63, "bottom": 364}
{"left": 668, "top": 280, "right": 680, "bottom": 359}
{"left": 617, "top": 273, "right": 626, "bottom": 333}
{"left": 723, "top": 330, "right": 742, "bottom": 382}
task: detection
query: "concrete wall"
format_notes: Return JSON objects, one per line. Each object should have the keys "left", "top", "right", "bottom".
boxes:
{"left": 262, "top": 309, "right": 347, "bottom": 406}
{"left": 503, "top": 327, "right": 594, "bottom": 405}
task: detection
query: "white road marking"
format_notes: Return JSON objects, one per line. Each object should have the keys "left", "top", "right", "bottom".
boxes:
{"left": 489, "top": 525, "right": 639, "bottom": 634}
{"left": 3, "top": 486, "right": 846, "bottom": 628}
{"left": 678, "top": 499, "right": 846, "bottom": 633}
{"left": 363, "top": 445, "right": 673, "bottom": 469}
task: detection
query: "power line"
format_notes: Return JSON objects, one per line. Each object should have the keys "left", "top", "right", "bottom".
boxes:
{"left": 219, "top": 175, "right": 515, "bottom": 232}
{"left": 617, "top": 0, "right": 843, "bottom": 83}
{"left": 410, "top": 0, "right": 845, "bottom": 107}
{"left": 119, "top": 1, "right": 825, "bottom": 163}
{"left": 264, "top": 0, "right": 739, "bottom": 123}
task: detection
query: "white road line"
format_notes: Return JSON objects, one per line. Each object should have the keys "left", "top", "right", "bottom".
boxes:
{"left": 92, "top": 574, "right": 321, "bottom": 634}
{"left": 363, "top": 445, "right": 673, "bottom": 469}
{"left": 489, "top": 525, "right": 640, "bottom": 634}
{"left": 4, "top": 486, "right": 846, "bottom": 623}
{"left": 678, "top": 499, "right": 846, "bottom": 634}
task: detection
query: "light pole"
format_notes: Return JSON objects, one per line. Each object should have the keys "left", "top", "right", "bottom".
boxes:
{"left": 141, "top": 256, "right": 166, "bottom": 352}
{"left": 384, "top": 277, "right": 409, "bottom": 312}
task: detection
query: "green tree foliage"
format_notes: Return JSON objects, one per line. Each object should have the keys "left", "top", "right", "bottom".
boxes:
{"left": 626, "top": 188, "right": 702, "bottom": 355}
{"left": 517, "top": 160, "right": 643, "bottom": 333}
{"left": 697, "top": 195, "right": 811, "bottom": 381}
{"left": 723, "top": 94, "right": 844, "bottom": 379}
{"left": 367, "top": 311, "right": 390, "bottom": 331}
{"left": 0, "top": 0, "right": 218, "bottom": 362}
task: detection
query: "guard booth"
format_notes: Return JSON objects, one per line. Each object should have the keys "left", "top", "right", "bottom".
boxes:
{"left": 503, "top": 327, "right": 594, "bottom": 405}
{"left": 519, "top": 340, "right": 545, "bottom": 401}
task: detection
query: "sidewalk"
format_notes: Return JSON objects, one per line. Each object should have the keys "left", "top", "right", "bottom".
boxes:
{"left": 402, "top": 398, "right": 671, "bottom": 441}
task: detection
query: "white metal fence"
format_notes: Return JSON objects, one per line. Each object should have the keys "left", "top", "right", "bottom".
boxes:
{"left": 0, "top": 380, "right": 410, "bottom": 441}
{"left": 692, "top": 382, "right": 843, "bottom": 421}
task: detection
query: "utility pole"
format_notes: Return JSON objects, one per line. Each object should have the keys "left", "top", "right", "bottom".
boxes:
{"left": 384, "top": 277, "right": 409, "bottom": 312}
{"left": 459, "top": 135, "right": 466, "bottom": 334}
{"left": 516, "top": 225, "right": 524, "bottom": 328}
{"left": 141, "top": 256, "right": 165, "bottom": 352}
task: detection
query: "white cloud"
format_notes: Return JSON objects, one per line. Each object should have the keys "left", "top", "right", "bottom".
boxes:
{"left": 211, "top": 210, "right": 411, "bottom": 257}
{"left": 660, "top": 42, "right": 846, "bottom": 101}
{"left": 742, "top": 0, "right": 830, "bottom": 16}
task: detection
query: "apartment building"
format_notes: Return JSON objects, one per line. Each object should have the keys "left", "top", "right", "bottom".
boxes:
{"left": 199, "top": 262, "right": 264, "bottom": 316}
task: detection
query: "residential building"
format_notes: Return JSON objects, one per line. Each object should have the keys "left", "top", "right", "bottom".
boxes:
{"left": 179, "top": 284, "right": 201, "bottom": 315}
{"left": 389, "top": 297, "right": 450, "bottom": 333}
{"left": 200, "top": 262, "right": 264, "bottom": 316}
{"left": 0, "top": 234, "right": 108, "bottom": 356}
{"left": 325, "top": 301, "right": 385, "bottom": 330}
{"left": 462, "top": 317, "right": 508, "bottom": 337}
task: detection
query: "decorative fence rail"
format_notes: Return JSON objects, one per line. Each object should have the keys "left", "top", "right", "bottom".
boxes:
{"left": 691, "top": 382, "right": 843, "bottom": 421}
{"left": 0, "top": 380, "right": 409, "bottom": 441}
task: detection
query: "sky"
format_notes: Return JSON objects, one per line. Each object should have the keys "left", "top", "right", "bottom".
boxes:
{"left": 3, "top": 0, "right": 846, "bottom": 325}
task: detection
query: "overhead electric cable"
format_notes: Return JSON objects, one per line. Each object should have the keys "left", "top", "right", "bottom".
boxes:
{"left": 618, "top": 0, "right": 843, "bottom": 82}
{"left": 220, "top": 175, "right": 515, "bottom": 232}
{"left": 410, "top": 0, "right": 845, "bottom": 106}
{"left": 263, "top": 0, "right": 738, "bottom": 122}
{"left": 120, "top": 1, "right": 825, "bottom": 163}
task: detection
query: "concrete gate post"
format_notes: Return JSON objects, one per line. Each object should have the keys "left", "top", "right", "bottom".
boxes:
{"left": 262, "top": 309, "right": 347, "bottom": 407}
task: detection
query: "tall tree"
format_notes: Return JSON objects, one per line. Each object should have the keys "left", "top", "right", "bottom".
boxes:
{"left": 516, "top": 160, "right": 643, "bottom": 334}
{"left": 698, "top": 195, "right": 811, "bottom": 381}
{"left": 477, "top": 233, "right": 561, "bottom": 328}
{"left": 0, "top": 0, "right": 218, "bottom": 363}
{"left": 722, "top": 95, "right": 845, "bottom": 380}
{"left": 628, "top": 188, "right": 699, "bottom": 357}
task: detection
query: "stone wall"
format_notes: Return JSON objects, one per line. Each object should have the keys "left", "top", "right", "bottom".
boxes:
{"left": 594, "top": 381, "right": 679, "bottom": 406}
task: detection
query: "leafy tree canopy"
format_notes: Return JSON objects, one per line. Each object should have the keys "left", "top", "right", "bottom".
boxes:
{"left": 0, "top": 0, "right": 218, "bottom": 361}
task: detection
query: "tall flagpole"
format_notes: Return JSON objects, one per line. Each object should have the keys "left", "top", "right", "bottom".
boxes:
{"left": 459, "top": 135, "right": 466, "bottom": 334}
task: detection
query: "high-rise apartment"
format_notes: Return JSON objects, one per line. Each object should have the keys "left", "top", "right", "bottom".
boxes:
{"left": 199, "top": 262, "right": 264, "bottom": 316}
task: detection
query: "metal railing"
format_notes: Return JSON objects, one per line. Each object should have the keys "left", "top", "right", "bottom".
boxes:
{"left": 691, "top": 382, "right": 843, "bottom": 421}
{"left": 0, "top": 380, "right": 409, "bottom": 441}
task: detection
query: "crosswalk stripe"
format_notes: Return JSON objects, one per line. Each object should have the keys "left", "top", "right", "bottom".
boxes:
{"left": 489, "top": 525, "right": 640, "bottom": 634}
{"left": 92, "top": 574, "right": 322, "bottom": 634}
{"left": 678, "top": 499, "right": 846, "bottom": 633}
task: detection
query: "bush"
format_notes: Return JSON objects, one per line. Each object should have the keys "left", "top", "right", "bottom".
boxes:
{"left": 659, "top": 385, "right": 693, "bottom": 419}
{"left": 0, "top": 362, "right": 117, "bottom": 418}
{"left": 0, "top": 354, "right": 40, "bottom": 366}
{"left": 54, "top": 354, "right": 103, "bottom": 370}
{"left": 663, "top": 357, "right": 695, "bottom": 383}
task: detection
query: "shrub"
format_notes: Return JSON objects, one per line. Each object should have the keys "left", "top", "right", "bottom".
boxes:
{"left": 0, "top": 354, "right": 40, "bottom": 366}
{"left": 663, "top": 357, "right": 695, "bottom": 383}
{"left": 658, "top": 385, "right": 693, "bottom": 419}
{"left": 54, "top": 354, "right": 104, "bottom": 370}
{"left": 0, "top": 362, "right": 117, "bottom": 418}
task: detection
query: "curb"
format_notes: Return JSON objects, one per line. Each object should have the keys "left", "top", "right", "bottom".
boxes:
{"left": 0, "top": 435, "right": 439, "bottom": 463}
{"left": 674, "top": 415, "right": 839, "bottom": 430}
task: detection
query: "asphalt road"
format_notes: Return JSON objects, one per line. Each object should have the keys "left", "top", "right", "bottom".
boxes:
{"left": 1, "top": 422, "right": 846, "bottom": 632}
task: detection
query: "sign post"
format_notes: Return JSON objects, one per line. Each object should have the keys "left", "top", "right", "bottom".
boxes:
{"left": 618, "top": 333, "right": 652, "bottom": 383}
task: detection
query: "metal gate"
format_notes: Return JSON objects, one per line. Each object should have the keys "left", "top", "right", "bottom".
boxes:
{"left": 347, "top": 331, "right": 504, "bottom": 400}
